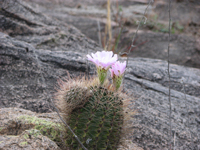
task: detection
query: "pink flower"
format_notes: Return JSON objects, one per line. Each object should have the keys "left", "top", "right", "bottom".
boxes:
{"left": 110, "top": 61, "right": 126, "bottom": 90}
{"left": 87, "top": 51, "right": 117, "bottom": 69}
{"left": 110, "top": 61, "right": 126, "bottom": 77}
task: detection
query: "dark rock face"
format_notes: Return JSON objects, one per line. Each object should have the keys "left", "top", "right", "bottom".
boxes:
{"left": 30, "top": 0, "right": 200, "bottom": 69}
{"left": 124, "top": 58, "right": 200, "bottom": 149}
{"left": 154, "top": 0, "right": 200, "bottom": 26}
{"left": 0, "top": 0, "right": 200, "bottom": 150}
{"left": 0, "top": 0, "right": 98, "bottom": 113}
{"left": 0, "top": 32, "right": 91, "bottom": 113}
{"left": 123, "top": 31, "right": 200, "bottom": 69}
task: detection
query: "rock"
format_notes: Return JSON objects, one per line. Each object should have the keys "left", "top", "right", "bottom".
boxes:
{"left": 29, "top": 0, "right": 153, "bottom": 46}
{"left": 30, "top": 0, "right": 200, "bottom": 69}
{"left": 0, "top": 0, "right": 200, "bottom": 149}
{"left": 124, "top": 57, "right": 200, "bottom": 149}
{"left": 0, "top": 108, "right": 62, "bottom": 150}
{"left": 0, "top": 0, "right": 100, "bottom": 53}
{"left": 0, "top": 31, "right": 92, "bottom": 113}
{"left": 0, "top": 130, "right": 61, "bottom": 150}
{"left": 0, "top": 0, "right": 99, "bottom": 113}
{"left": 154, "top": 0, "right": 200, "bottom": 26}
{"left": 118, "top": 140, "right": 144, "bottom": 150}
{"left": 122, "top": 31, "right": 200, "bottom": 68}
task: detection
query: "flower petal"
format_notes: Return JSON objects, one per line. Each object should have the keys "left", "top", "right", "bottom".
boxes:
{"left": 110, "top": 61, "right": 126, "bottom": 77}
{"left": 86, "top": 51, "right": 118, "bottom": 69}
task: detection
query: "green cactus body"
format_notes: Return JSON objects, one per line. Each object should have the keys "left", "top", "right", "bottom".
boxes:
{"left": 67, "top": 87, "right": 123, "bottom": 150}
{"left": 56, "top": 78, "right": 124, "bottom": 150}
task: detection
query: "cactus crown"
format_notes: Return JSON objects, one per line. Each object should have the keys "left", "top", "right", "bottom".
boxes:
{"left": 56, "top": 77, "right": 130, "bottom": 150}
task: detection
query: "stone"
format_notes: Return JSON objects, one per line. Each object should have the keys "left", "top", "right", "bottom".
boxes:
{"left": 124, "top": 57, "right": 200, "bottom": 149}
{"left": 0, "top": 108, "right": 62, "bottom": 150}
{"left": 121, "top": 31, "right": 200, "bottom": 68}
{"left": 0, "top": 130, "right": 61, "bottom": 150}
{"left": 31, "top": 0, "right": 200, "bottom": 68}
{"left": 0, "top": 0, "right": 99, "bottom": 113}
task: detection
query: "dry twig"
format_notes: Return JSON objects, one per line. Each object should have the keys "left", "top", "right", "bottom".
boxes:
{"left": 167, "top": 0, "right": 172, "bottom": 149}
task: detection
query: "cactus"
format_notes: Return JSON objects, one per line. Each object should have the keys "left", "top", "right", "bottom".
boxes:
{"left": 56, "top": 77, "right": 127, "bottom": 150}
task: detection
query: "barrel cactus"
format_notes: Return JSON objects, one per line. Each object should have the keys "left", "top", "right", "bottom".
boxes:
{"left": 56, "top": 77, "right": 128, "bottom": 150}
{"left": 55, "top": 51, "right": 130, "bottom": 149}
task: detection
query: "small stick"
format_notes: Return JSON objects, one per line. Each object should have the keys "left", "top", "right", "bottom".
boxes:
{"left": 97, "top": 20, "right": 102, "bottom": 48}
{"left": 167, "top": 0, "right": 172, "bottom": 149}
